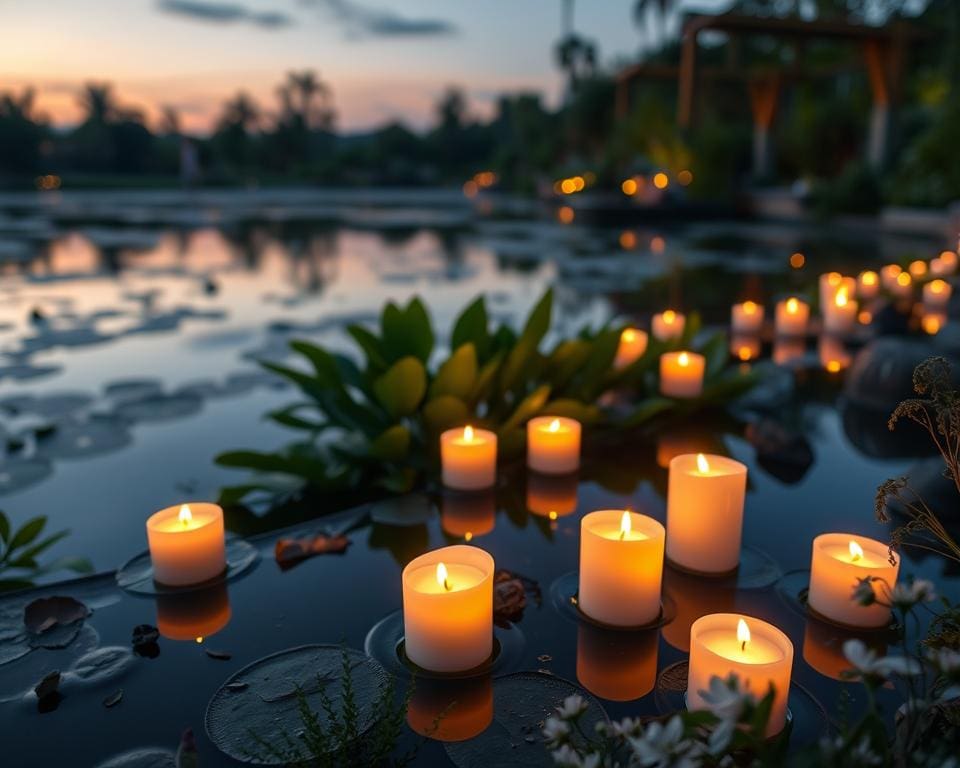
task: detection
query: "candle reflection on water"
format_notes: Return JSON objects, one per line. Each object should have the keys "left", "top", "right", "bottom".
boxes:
{"left": 156, "top": 582, "right": 231, "bottom": 642}
{"left": 803, "top": 617, "right": 887, "bottom": 681}
{"left": 526, "top": 471, "right": 579, "bottom": 519}
{"left": 576, "top": 624, "right": 659, "bottom": 701}
{"left": 660, "top": 564, "right": 737, "bottom": 652}
{"left": 406, "top": 675, "right": 493, "bottom": 742}
{"left": 441, "top": 491, "right": 495, "bottom": 540}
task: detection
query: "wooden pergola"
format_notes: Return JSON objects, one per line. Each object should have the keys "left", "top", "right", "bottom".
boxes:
{"left": 615, "top": 12, "right": 931, "bottom": 175}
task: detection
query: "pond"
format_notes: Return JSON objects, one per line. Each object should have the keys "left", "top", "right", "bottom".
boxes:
{"left": 0, "top": 188, "right": 957, "bottom": 766}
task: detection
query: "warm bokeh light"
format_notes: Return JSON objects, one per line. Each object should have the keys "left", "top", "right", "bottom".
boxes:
{"left": 557, "top": 205, "right": 575, "bottom": 224}
{"left": 678, "top": 351, "right": 690, "bottom": 367}
{"left": 619, "top": 230, "right": 637, "bottom": 249}
{"left": 677, "top": 169, "right": 693, "bottom": 186}
{"left": 786, "top": 297, "right": 800, "bottom": 314}
{"left": 621, "top": 178, "right": 637, "bottom": 195}
{"left": 858, "top": 310, "right": 872, "bottom": 324}
{"left": 462, "top": 180, "right": 479, "bottom": 198}
{"left": 560, "top": 178, "right": 576, "bottom": 195}
{"left": 790, "top": 252, "right": 805, "bottom": 269}
{"left": 653, "top": 172, "right": 669, "bottom": 190}
{"left": 650, "top": 235, "right": 665, "bottom": 253}
{"left": 908, "top": 260, "right": 927, "bottom": 278}
{"left": 896, "top": 272, "right": 912, "bottom": 287}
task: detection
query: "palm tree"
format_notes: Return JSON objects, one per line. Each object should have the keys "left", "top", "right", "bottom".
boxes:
{"left": 284, "top": 70, "right": 335, "bottom": 130}
{"left": 554, "top": 0, "right": 597, "bottom": 97}
{"left": 79, "top": 82, "right": 116, "bottom": 125}
{"left": 220, "top": 91, "right": 260, "bottom": 132}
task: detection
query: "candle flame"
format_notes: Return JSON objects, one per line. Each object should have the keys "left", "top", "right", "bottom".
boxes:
{"left": 786, "top": 297, "right": 799, "bottom": 314}
{"left": 663, "top": 309, "right": 676, "bottom": 323}
{"left": 738, "top": 346, "right": 752, "bottom": 361}
{"left": 548, "top": 418, "right": 560, "bottom": 433}
{"left": 436, "top": 562, "right": 451, "bottom": 591}
{"left": 463, "top": 425, "right": 474, "bottom": 442}
{"left": 179, "top": 504, "right": 192, "bottom": 527}
{"left": 835, "top": 287, "right": 848, "bottom": 308}
{"left": 622, "top": 328, "right": 636, "bottom": 343}
{"left": 743, "top": 300, "right": 757, "bottom": 314}
{"left": 737, "top": 618, "right": 750, "bottom": 651}
{"left": 696, "top": 453, "right": 709, "bottom": 474}
{"left": 897, "top": 272, "right": 912, "bottom": 287}
{"left": 619, "top": 510, "right": 631, "bottom": 540}
{"left": 861, "top": 271, "right": 877, "bottom": 286}
{"left": 930, "top": 279, "right": 947, "bottom": 294}
{"left": 849, "top": 540, "right": 864, "bottom": 562}
{"left": 678, "top": 351, "right": 689, "bottom": 367}
{"left": 195, "top": 636, "right": 204, "bottom": 644}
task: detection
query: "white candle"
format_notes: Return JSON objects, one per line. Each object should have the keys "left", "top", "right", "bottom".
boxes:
{"left": 659, "top": 351, "right": 705, "bottom": 398}
{"left": 652, "top": 310, "right": 685, "bottom": 342}
{"left": 527, "top": 416, "right": 581, "bottom": 474}
{"left": 822, "top": 286, "right": 858, "bottom": 335}
{"left": 923, "top": 279, "right": 952, "bottom": 308}
{"left": 402, "top": 545, "right": 494, "bottom": 672}
{"left": 687, "top": 614, "right": 794, "bottom": 736}
{"left": 890, "top": 271, "right": 913, "bottom": 299}
{"left": 666, "top": 453, "right": 747, "bottom": 575}
{"left": 146, "top": 503, "right": 227, "bottom": 586}
{"left": 857, "top": 270, "right": 880, "bottom": 300}
{"left": 731, "top": 301, "right": 764, "bottom": 334}
{"left": 819, "top": 273, "right": 853, "bottom": 308}
{"left": 441, "top": 426, "right": 497, "bottom": 491}
{"left": 578, "top": 510, "right": 665, "bottom": 627}
{"left": 808, "top": 534, "right": 899, "bottom": 628}
{"left": 775, "top": 297, "right": 809, "bottom": 337}
{"left": 921, "top": 310, "right": 947, "bottom": 335}
{"left": 881, "top": 264, "right": 903, "bottom": 291}
{"left": 614, "top": 328, "right": 648, "bottom": 369}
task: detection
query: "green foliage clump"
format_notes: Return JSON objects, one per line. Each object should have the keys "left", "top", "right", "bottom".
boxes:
{"left": 0, "top": 510, "right": 92, "bottom": 592}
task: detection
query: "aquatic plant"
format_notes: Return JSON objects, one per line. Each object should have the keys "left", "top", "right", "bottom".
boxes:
{"left": 247, "top": 647, "right": 417, "bottom": 767}
{"left": 0, "top": 510, "right": 92, "bottom": 591}
{"left": 216, "top": 290, "right": 756, "bottom": 505}
{"left": 877, "top": 356, "right": 960, "bottom": 564}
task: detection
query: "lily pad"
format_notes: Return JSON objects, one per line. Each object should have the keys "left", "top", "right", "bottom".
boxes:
{"left": 35, "top": 416, "right": 132, "bottom": 459}
{"left": 93, "top": 749, "right": 176, "bottom": 768}
{"left": 205, "top": 645, "right": 389, "bottom": 765}
{"left": 114, "top": 393, "right": 203, "bottom": 423}
{"left": 0, "top": 458, "right": 53, "bottom": 496}
{"left": 444, "top": 672, "right": 607, "bottom": 768}
{"left": 103, "top": 379, "right": 164, "bottom": 403}
{"left": 24, "top": 596, "right": 90, "bottom": 637}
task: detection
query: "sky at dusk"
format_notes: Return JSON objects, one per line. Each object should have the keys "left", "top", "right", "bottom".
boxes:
{"left": 0, "top": 0, "right": 674, "bottom": 134}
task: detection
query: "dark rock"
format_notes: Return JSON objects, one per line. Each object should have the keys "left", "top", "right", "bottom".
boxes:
{"left": 34, "top": 670, "right": 61, "bottom": 712}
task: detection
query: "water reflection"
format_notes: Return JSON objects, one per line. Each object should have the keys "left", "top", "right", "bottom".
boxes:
{"left": 406, "top": 674, "right": 493, "bottom": 742}
{"left": 660, "top": 564, "right": 737, "bottom": 652}
{"left": 526, "top": 472, "right": 579, "bottom": 519}
{"left": 441, "top": 491, "right": 496, "bottom": 540}
{"left": 802, "top": 616, "right": 886, "bottom": 681}
{"left": 576, "top": 624, "right": 659, "bottom": 701}
{"left": 155, "top": 582, "right": 231, "bottom": 642}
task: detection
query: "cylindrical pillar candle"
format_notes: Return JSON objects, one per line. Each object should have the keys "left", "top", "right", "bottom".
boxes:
{"left": 614, "top": 328, "right": 648, "bottom": 369}
{"left": 775, "top": 297, "right": 809, "bottom": 337}
{"left": 731, "top": 301, "right": 764, "bottom": 334}
{"left": 807, "top": 533, "right": 900, "bottom": 628}
{"left": 823, "top": 287, "right": 858, "bottom": 335}
{"left": 687, "top": 613, "right": 794, "bottom": 736}
{"left": 857, "top": 270, "right": 880, "bottom": 300}
{"left": 527, "top": 416, "right": 581, "bottom": 474}
{"left": 666, "top": 454, "right": 747, "bottom": 575}
{"left": 890, "top": 271, "right": 913, "bottom": 299}
{"left": 441, "top": 426, "right": 497, "bottom": 491}
{"left": 402, "top": 545, "right": 494, "bottom": 672}
{"left": 881, "top": 264, "right": 903, "bottom": 291}
{"left": 923, "top": 279, "right": 952, "bottom": 308}
{"left": 659, "top": 351, "right": 705, "bottom": 398}
{"left": 578, "top": 510, "right": 665, "bottom": 627}
{"left": 146, "top": 502, "right": 226, "bottom": 586}
{"left": 652, "top": 310, "right": 685, "bottom": 342}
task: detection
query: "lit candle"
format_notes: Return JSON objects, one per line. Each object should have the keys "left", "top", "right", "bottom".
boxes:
{"left": 441, "top": 426, "right": 497, "bottom": 491}
{"left": 775, "top": 297, "right": 809, "bottom": 337}
{"left": 921, "top": 311, "right": 947, "bottom": 335}
{"left": 666, "top": 454, "right": 747, "bottom": 575}
{"left": 576, "top": 624, "right": 659, "bottom": 701}
{"left": 659, "top": 351, "right": 705, "bottom": 398}
{"left": 527, "top": 416, "right": 581, "bottom": 475}
{"left": 614, "top": 327, "right": 648, "bottom": 369}
{"left": 661, "top": 564, "right": 737, "bottom": 652}
{"left": 687, "top": 614, "right": 794, "bottom": 736}
{"left": 730, "top": 334, "right": 760, "bottom": 362}
{"left": 822, "top": 286, "right": 858, "bottom": 335}
{"left": 818, "top": 273, "right": 853, "bottom": 308}
{"left": 731, "top": 301, "right": 764, "bottom": 334}
{"left": 923, "top": 278, "right": 952, "bottom": 308}
{"left": 652, "top": 310, "right": 685, "bottom": 342}
{"left": 407, "top": 675, "right": 493, "bottom": 742}
{"left": 908, "top": 259, "right": 928, "bottom": 279}
{"left": 402, "top": 545, "right": 494, "bottom": 672}
{"left": 578, "top": 510, "right": 665, "bottom": 627}
{"left": 527, "top": 472, "right": 578, "bottom": 519}
{"left": 156, "top": 583, "right": 231, "bottom": 642}
{"left": 807, "top": 533, "right": 899, "bottom": 628}
{"left": 857, "top": 270, "right": 880, "bottom": 300}
{"left": 441, "top": 491, "right": 495, "bottom": 540}
{"left": 932, "top": 251, "right": 957, "bottom": 276}
{"left": 881, "top": 264, "right": 903, "bottom": 291}
{"left": 890, "top": 271, "right": 913, "bottom": 299}
{"left": 146, "top": 502, "right": 226, "bottom": 586}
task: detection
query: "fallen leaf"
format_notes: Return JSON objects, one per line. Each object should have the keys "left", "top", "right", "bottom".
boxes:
{"left": 103, "top": 689, "right": 123, "bottom": 708}
{"left": 24, "top": 596, "right": 89, "bottom": 635}
{"left": 274, "top": 533, "right": 350, "bottom": 570}
{"left": 493, "top": 569, "right": 541, "bottom": 628}
{"left": 35, "top": 670, "right": 62, "bottom": 712}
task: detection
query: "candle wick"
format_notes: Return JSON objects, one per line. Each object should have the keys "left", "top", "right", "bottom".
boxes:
{"left": 443, "top": 577, "right": 451, "bottom": 592}
{"left": 741, "top": 640, "right": 746, "bottom": 652}
{"left": 619, "top": 530, "right": 625, "bottom": 541}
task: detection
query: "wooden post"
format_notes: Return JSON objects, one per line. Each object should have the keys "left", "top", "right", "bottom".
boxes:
{"left": 864, "top": 39, "right": 891, "bottom": 170}
{"left": 748, "top": 75, "right": 779, "bottom": 179}
{"left": 677, "top": 29, "right": 697, "bottom": 129}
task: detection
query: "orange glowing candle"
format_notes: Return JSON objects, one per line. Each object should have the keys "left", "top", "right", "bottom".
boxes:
{"left": 659, "top": 351, "right": 705, "bottom": 398}
{"left": 527, "top": 416, "right": 581, "bottom": 474}
{"left": 857, "top": 270, "right": 880, "bottom": 300}
{"left": 146, "top": 502, "right": 226, "bottom": 586}
{"left": 731, "top": 301, "right": 764, "bottom": 334}
{"left": 891, "top": 271, "right": 913, "bottom": 299}
{"left": 666, "top": 453, "right": 747, "bottom": 575}
{"left": 441, "top": 426, "right": 497, "bottom": 491}
{"left": 614, "top": 327, "right": 648, "bottom": 369}
{"left": 819, "top": 272, "right": 854, "bottom": 308}
{"left": 923, "top": 278, "right": 952, "bottom": 308}
{"left": 687, "top": 614, "right": 794, "bottom": 736}
{"left": 402, "top": 545, "right": 494, "bottom": 672}
{"left": 578, "top": 510, "right": 664, "bottom": 627}
{"left": 881, "top": 264, "right": 903, "bottom": 291}
{"left": 823, "top": 286, "right": 858, "bottom": 335}
{"left": 775, "top": 297, "right": 809, "bottom": 337}
{"left": 807, "top": 534, "right": 899, "bottom": 628}
{"left": 652, "top": 310, "right": 685, "bottom": 342}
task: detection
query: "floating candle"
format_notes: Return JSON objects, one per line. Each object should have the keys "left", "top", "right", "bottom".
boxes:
{"left": 822, "top": 286, "right": 858, "bottom": 335}
{"left": 666, "top": 453, "right": 747, "bottom": 575}
{"left": 923, "top": 279, "right": 952, "bottom": 308}
{"left": 441, "top": 426, "right": 497, "bottom": 491}
{"left": 731, "top": 301, "right": 764, "bottom": 334}
{"left": 146, "top": 502, "right": 226, "bottom": 586}
{"left": 659, "top": 351, "right": 705, "bottom": 398}
{"left": 775, "top": 297, "right": 809, "bottom": 337}
{"left": 890, "top": 271, "right": 913, "bottom": 299}
{"left": 614, "top": 327, "right": 648, "bottom": 369}
{"left": 880, "top": 264, "right": 903, "bottom": 291}
{"left": 909, "top": 259, "right": 928, "bottom": 279}
{"left": 402, "top": 545, "right": 494, "bottom": 672}
{"left": 652, "top": 310, "right": 685, "bottom": 342}
{"left": 687, "top": 614, "right": 794, "bottom": 736}
{"left": 857, "top": 270, "right": 880, "bottom": 300}
{"left": 527, "top": 416, "right": 581, "bottom": 475}
{"left": 807, "top": 533, "right": 899, "bottom": 628}
{"left": 578, "top": 510, "right": 665, "bottom": 627}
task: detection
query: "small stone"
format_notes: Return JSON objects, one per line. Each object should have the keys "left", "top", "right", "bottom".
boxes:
{"left": 205, "top": 648, "right": 232, "bottom": 661}
{"left": 103, "top": 689, "right": 123, "bottom": 708}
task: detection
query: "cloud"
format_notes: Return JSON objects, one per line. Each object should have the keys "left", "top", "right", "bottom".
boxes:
{"left": 305, "top": 0, "right": 455, "bottom": 38}
{"left": 157, "top": 0, "right": 293, "bottom": 29}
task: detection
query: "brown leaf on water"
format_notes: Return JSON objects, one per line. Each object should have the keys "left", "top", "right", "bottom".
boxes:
{"left": 24, "top": 596, "right": 89, "bottom": 635}
{"left": 274, "top": 533, "right": 350, "bottom": 570}
{"left": 493, "top": 569, "right": 541, "bottom": 628}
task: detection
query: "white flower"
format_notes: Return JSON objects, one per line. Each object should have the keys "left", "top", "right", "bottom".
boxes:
{"left": 849, "top": 736, "right": 883, "bottom": 766}
{"left": 852, "top": 578, "right": 877, "bottom": 606}
{"left": 543, "top": 715, "right": 570, "bottom": 744}
{"left": 843, "top": 639, "right": 922, "bottom": 678}
{"left": 890, "top": 578, "right": 937, "bottom": 607}
{"left": 551, "top": 744, "right": 585, "bottom": 768}
{"left": 627, "top": 715, "right": 705, "bottom": 768}
{"left": 555, "top": 694, "right": 588, "bottom": 720}
{"left": 601, "top": 716, "right": 643, "bottom": 739}
{"left": 927, "top": 647, "right": 960, "bottom": 674}
{"left": 707, "top": 718, "right": 736, "bottom": 756}
{"left": 698, "top": 675, "right": 752, "bottom": 722}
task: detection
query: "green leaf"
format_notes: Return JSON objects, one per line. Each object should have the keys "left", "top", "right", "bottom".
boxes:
{"left": 0, "top": 511, "right": 9, "bottom": 544}
{"left": 369, "top": 425, "right": 411, "bottom": 461}
{"left": 500, "top": 384, "right": 551, "bottom": 435}
{"left": 621, "top": 397, "right": 674, "bottom": 428}
{"left": 267, "top": 404, "right": 326, "bottom": 432}
{"left": 33, "top": 555, "right": 94, "bottom": 576}
{"left": 215, "top": 450, "right": 332, "bottom": 484}
{"left": 573, "top": 327, "right": 620, "bottom": 401}
{"left": 346, "top": 324, "right": 387, "bottom": 372}
{"left": 429, "top": 343, "right": 477, "bottom": 400}
{"left": 261, "top": 361, "right": 324, "bottom": 398}
{"left": 451, "top": 296, "right": 490, "bottom": 361}
{"left": 16, "top": 531, "right": 69, "bottom": 563}
{"left": 699, "top": 332, "right": 729, "bottom": 379}
{"left": 421, "top": 395, "right": 471, "bottom": 435}
{"left": 542, "top": 399, "right": 603, "bottom": 425}
{"left": 545, "top": 339, "right": 592, "bottom": 392}
{"left": 381, "top": 298, "right": 434, "bottom": 364}
{"left": 498, "top": 338, "right": 538, "bottom": 395}
{"left": 8, "top": 517, "right": 46, "bottom": 552}
{"left": 469, "top": 352, "right": 503, "bottom": 406}
{"left": 289, "top": 340, "right": 344, "bottom": 389}
{"left": 372, "top": 356, "right": 427, "bottom": 418}
{"left": 518, "top": 289, "right": 553, "bottom": 349}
